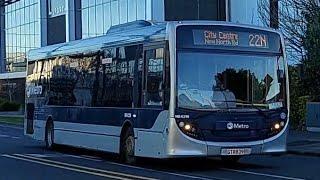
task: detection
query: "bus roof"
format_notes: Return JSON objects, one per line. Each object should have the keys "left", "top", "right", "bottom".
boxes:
{"left": 27, "top": 21, "right": 282, "bottom": 62}
{"left": 27, "top": 21, "right": 167, "bottom": 61}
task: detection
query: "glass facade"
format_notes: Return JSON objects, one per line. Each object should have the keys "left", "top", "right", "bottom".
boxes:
{"left": 165, "top": 0, "right": 226, "bottom": 21}
{"left": 80, "top": 0, "right": 152, "bottom": 39}
{"left": 3, "top": 0, "right": 40, "bottom": 72}
{"left": 230, "top": 0, "right": 263, "bottom": 26}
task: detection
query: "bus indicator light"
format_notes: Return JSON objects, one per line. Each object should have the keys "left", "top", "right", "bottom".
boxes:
{"left": 179, "top": 122, "right": 185, "bottom": 128}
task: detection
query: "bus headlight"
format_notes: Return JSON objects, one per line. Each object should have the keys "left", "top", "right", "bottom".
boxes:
{"left": 269, "top": 120, "right": 286, "bottom": 137}
{"left": 184, "top": 124, "right": 191, "bottom": 131}
{"left": 177, "top": 120, "right": 202, "bottom": 140}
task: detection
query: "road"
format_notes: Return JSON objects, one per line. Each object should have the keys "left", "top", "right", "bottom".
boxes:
{"left": 0, "top": 124, "right": 319, "bottom": 180}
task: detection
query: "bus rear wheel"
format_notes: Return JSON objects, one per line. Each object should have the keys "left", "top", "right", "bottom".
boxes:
{"left": 120, "top": 128, "right": 136, "bottom": 164}
{"left": 45, "top": 122, "right": 55, "bottom": 149}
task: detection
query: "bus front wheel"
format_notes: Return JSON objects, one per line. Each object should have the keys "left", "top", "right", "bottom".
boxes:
{"left": 120, "top": 127, "right": 136, "bottom": 164}
{"left": 45, "top": 122, "right": 55, "bottom": 149}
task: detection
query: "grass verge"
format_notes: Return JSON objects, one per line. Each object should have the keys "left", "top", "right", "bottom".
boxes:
{"left": 0, "top": 116, "right": 23, "bottom": 126}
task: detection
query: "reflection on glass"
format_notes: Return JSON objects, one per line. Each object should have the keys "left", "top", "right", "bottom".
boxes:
{"left": 4, "top": 0, "right": 40, "bottom": 72}
{"left": 128, "top": 0, "right": 137, "bottom": 21}
{"left": 137, "top": 0, "right": 146, "bottom": 19}
{"left": 177, "top": 52, "right": 286, "bottom": 110}
{"left": 96, "top": 5, "right": 104, "bottom": 36}
{"left": 88, "top": 7, "right": 96, "bottom": 37}
{"left": 111, "top": 1, "right": 119, "bottom": 25}
{"left": 80, "top": 0, "right": 149, "bottom": 39}
{"left": 103, "top": 3, "right": 111, "bottom": 32}
{"left": 119, "top": 0, "right": 128, "bottom": 23}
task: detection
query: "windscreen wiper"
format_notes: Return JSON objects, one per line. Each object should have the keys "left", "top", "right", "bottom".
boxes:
{"left": 250, "top": 104, "right": 269, "bottom": 118}
{"left": 230, "top": 100, "right": 269, "bottom": 118}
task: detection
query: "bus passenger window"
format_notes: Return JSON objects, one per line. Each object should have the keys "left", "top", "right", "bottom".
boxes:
{"left": 145, "top": 48, "right": 164, "bottom": 106}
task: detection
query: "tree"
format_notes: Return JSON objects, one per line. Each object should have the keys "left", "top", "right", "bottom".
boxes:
{"left": 301, "top": 5, "right": 320, "bottom": 101}
{"left": 259, "top": 0, "right": 320, "bottom": 129}
{"left": 258, "top": 0, "right": 319, "bottom": 63}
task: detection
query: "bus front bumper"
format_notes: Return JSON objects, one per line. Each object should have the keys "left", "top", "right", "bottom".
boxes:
{"left": 166, "top": 123, "right": 288, "bottom": 158}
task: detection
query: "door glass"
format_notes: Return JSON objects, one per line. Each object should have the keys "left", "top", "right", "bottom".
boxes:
{"left": 144, "top": 48, "right": 164, "bottom": 106}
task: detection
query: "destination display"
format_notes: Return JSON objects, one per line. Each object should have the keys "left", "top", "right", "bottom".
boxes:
{"left": 193, "top": 30, "right": 268, "bottom": 48}
{"left": 177, "top": 25, "right": 281, "bottom": 53}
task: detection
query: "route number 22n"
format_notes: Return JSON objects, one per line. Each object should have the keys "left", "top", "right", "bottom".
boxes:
{"left": 249, "top": 34, "right": 268, "bottom": 48}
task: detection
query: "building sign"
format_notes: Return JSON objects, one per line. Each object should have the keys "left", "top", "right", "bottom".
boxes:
{"left": 48, "top": 0, "right": 66, "bottom": 17}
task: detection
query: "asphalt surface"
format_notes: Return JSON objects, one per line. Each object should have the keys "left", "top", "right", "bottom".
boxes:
{"left": 0, "top": 124, "right": 319, "bottom": 180}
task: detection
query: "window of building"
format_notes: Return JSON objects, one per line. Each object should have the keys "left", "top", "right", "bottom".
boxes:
{"left": 3, "top": 0, "right": 40, "bottom": 73}
{"left": 80, "top": 0, "right": 150, "bottom": 39}
{"left": 165, "top": 0, "right": 226, "bottom": 21}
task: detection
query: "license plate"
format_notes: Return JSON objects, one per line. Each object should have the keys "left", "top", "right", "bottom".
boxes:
{"left": 221, "top": 148, "right": 252, "bottom": 156}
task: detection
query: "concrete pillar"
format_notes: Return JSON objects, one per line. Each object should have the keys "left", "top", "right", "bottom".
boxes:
{"left": 40, "top": 0, "right": 48, "bottom": 47}
{"left": 0, "top": 5, "right": 6, "bottom": 73}
{"left": 152, "top": 0, "right": 164, "bottom": 22}
{"left": 66, "top": 0, "right": 76, "bottom": 42}
{"left": 270, "top": 0, "right": 279, "bottom": 29}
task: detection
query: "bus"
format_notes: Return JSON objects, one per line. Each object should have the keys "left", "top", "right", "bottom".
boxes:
{"left": 25, "top": 21, "right": 289, "bottom": 163}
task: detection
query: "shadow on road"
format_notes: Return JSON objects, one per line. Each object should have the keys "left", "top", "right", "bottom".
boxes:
{"left": 48, "top": 145, "right": 273, "bottom": 173}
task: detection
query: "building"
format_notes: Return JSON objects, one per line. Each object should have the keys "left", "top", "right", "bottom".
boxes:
{"left": 0, "top": 0, "right": 275, "bottom": 104}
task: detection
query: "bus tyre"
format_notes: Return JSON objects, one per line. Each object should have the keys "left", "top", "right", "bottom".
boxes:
{"left": 221, "top": 156, "right": 241, "bottom": 164}
{"left": 45, "top": 122, "right": 55, "bottom": 149}
{"left": 120, "top": 128, "right": 136, "bottom": 164}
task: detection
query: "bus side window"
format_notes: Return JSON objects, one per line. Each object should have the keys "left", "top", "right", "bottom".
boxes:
{"left": 144, "top": 48, "right": 164, "bottom": 107}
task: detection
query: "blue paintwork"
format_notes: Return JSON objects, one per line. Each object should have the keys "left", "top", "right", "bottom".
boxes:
{"left": 175, "top": 108, "right": 288, "bottom": 142}
{"left": 39, "top": 106, "right": 163, "bottom": 129}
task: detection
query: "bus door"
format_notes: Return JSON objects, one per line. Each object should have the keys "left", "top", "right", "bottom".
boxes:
{"left": 26, "top": 103, "right": 35, "bottom": 134}
{"left": 142, "top": 45, "right": 165, "bottom": 108}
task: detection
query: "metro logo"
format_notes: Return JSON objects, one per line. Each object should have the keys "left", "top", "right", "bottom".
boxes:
{"left": 227, "top": 122, "right": 250, "bottom": 130}
{"left": 233, "top": 123, "right": 250, "bottom": 129}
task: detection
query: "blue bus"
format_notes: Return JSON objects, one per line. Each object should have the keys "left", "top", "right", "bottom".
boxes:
{"left": 25, "top": 21, "right": 289, "bottom": 163}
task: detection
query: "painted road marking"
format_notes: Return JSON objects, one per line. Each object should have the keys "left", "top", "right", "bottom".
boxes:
{"left": 11, "top": 154, "right": 157, "bottom": 180}
{"left": 0, "top": 134, "right": 21, "bottom": 139}
{"left": 0, "top": 134, "right": 9, "bottom": 138}
{"left": 81, "top": 155, "right": 103, "bottom": 161}
{"left": 18, "top": 153, "right": 222, "bottom": 180}
{"left": 0, "top": 124, "right": 23, "bottom": 130}
{"left": 2, "top": 154, "right": 131, "bottom": 180}
{"left": 67, "top": 154, "right": 103, "bottom": 162}
{"left": 11, "top": 136, "right": 21, "bottom": 139}
{"left": 26, "top": 153, "right": 70, "bottom": 158}
{"left": 97, "top": 159, "right": 223, "bottom": 180}
{"left": 221, "top": 168, "right": 305, "bottom": 180}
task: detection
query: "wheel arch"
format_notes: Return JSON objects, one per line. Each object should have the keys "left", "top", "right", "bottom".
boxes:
{"left": 46, "top": 115, "right": 53, "bottom": 125}
{"left": 120, "top": 120, "right": 134, "bottom": 140}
